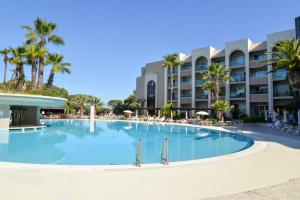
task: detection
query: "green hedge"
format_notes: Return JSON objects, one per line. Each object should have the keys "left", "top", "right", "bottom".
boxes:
{"left": 242, "top": 115, "right": 265, "bottom": 123}
{"left": 0, "top": 80, "right": 68, "bottom": 98}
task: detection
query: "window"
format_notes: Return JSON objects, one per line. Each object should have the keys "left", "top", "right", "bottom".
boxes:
{"left": 251, "top": 85, "right": 268, "bottom": 94}
{"left": 195, "top": 57, "right": 208, "bottom": 70}
{"left": 181, "top": 90, "right": 192, "bottom": 97}
{"left": 250, "top": 52, "right": 267, "bottom": 61}
{"left": 254, "top": 105, "right": 268, "bottom": 116}
{"left": 147, "top": 81, "right": 156, "bottom": 108}
{"left": 229, "top": 51, "right": 245, "bottom": 66}
{"left": 181, "top": 76, "right": 192, "bottom": 84}
{"left": 250, "top": 67, "right": 267, "bottom": 78}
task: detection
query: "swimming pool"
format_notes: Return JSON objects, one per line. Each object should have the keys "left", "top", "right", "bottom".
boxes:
{"left": 0, "top": 120, "right": 254, "bottom": 165}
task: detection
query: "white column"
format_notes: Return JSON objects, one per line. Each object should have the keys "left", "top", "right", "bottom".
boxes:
{"left": 225, "top": 56, "right": 231, "bottom": 117}
{"left": 267, "top": 60, "right": 274, "bottom": 114}
{"left": 90, "top": 105, "right": 95, "bottom": 120}
{"left": 177, "top": 67, "right": 181, "bottom": 108}
{"left": 245, "top": 53, "right": 250, "bottom": 116}
{"left": 0, "top": 105, "right": 10, "bottom": 129}
{"left": 164, "top": 68, "right": 167, "bottom": 105}
{"left": 191, "top": 58, "right": 195, "bottom": 114}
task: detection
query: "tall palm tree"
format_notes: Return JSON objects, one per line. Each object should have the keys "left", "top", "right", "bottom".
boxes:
{"left": 264, "top": 39, "right": 300, "bottom": 116}
{"left": 22, "top": 18, "right": 64, "bottom": 88}
{"left": 75, "top": 95, "right": 88, "bottom": 117}
{"left": 201, "top": 81, "right": 215, "bottom": 102}
{"left": 161, "top": 54, "right": 183, "bottom": 102}
{"left": 23, "top": 44, "right": 47, "bottom": 88}
{"left": 9, "top": 47, "right": 26, "bottom": 89}
{"left": 0, "top": 48, "right": 10, "bottom": 83}
{"left": 201, "top": 63, "right": 231, "bottom": 102}
{"left": 211, "top": 100, "right": 232, "bottom": 122}
{"left": 46, "top": 53, "right": 71, "bottom": 88}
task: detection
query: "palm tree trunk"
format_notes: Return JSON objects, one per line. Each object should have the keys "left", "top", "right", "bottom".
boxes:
{"left": 32, "top": 60, "right": 37, "bottom": 88}
{"left": 37, "top": 57, "right": 44, "bottom": 89}
{"left": 292, "top": 88, "right": 300, "bottom": 123}
{"left": 214, "top": 80, "right": 219, "bottom": 102}
{"left": 13, "top": 65, "right": 19, "bottom": 80}
{"left": 288, "top": 70, "right": 300, "bottom": 124}
{"left": 3, "top": 57, "right": 7, "bottom": 83}
{"left": 18, "top": 64, "right": 25, "bottom": 89}
{"left": 47, "top": 69, "right": 55, "bottom": 88}
{"left": 170, "top": 66, "right": 173, "bottom": 102}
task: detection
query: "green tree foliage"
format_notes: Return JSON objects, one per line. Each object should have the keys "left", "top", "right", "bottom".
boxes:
{"left": 264, "top": 39, "right": 300, "bottom": 115}
{"left": 211, "top": 100, "right": 232, "bottom": 122}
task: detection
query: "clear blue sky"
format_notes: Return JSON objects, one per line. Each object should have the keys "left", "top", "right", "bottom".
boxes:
{"left": 0, "top": 0, "right": 299, "bottom": 103}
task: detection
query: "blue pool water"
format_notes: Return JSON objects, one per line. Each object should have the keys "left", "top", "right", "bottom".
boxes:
{"left": 0, "top": 120, "right": 253, "bottom": 165}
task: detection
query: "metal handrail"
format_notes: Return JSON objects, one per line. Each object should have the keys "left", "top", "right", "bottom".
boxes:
{"left": 135, "top": 139, "right": 142, "bottom": 167}
{"left": 161, "top": 138, "right": 169, "bottom": 165}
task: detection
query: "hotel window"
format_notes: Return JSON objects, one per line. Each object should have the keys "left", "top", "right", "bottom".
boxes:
{"left": 250, "top": 85, "right": 268, "bottom": 94}
{"left": 181, "top": 90, "right": 192, "bottom": 97}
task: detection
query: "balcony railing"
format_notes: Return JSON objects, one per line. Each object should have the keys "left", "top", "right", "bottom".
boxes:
{"left": 181, "top": 80, "right": 192, "bottom": 84}
{"left": 231, "top": 73, "right": 245, "bottom": 82}
{"left": 168, "top": 68, "right": 179, "bottom": 75}
{"left": 274, "top": 90, "right": 293, "bottom": 97}
{"left": 181, "top": 66, "right": 192, "bottom": 71}
{"left": 273, "top": 71, "right": 287, "bottom": 80}
{"left": 230, "top": 92, "right": 246, "bottom": 98}
{"left": 195, "top": 94, "right": 208, "bottom": 99}
{"left": 195, "top": 79, "right": 205, "bottom": 85}
{"left": 167, "top": 82, "right": 178, "bottom": 88}
{"left": 195, "top": 65, "right": 208, "bottom": 71}
{"left": 181, "top": 94, "right": 192, "bottom": 98}
{"left": 167, "top": 96, "right": 178, "bottom": 101}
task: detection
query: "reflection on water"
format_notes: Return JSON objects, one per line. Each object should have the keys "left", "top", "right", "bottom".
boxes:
{"left": 0, "top": 120, "right": 253, "bottom": 165}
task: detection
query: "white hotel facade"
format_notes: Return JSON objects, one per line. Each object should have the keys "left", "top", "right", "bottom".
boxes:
{"left": 135, "top": 17, "right": 300, "bottom": 117}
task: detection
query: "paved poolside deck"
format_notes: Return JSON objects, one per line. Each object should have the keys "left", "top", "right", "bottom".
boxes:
{"left": 0, "top": 122, "right": 300, "bottom": 200}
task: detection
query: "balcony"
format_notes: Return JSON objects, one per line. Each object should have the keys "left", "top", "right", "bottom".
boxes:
{"left": 231, "top": 73, "right": 245, "bottom": 83}
{"left": 195, "top": 64, "right": 208, "bottom": 72}
{"left": 273, "top": 70, "right": 288, "bottom": 81}
{"left": 181, "top": 80, "right": 192, "bottom": 84}
{"left": 168, "top": 68, "right": 178, "bottom": 75}
{"left": 274, "top": 90, "right": 293, "bottom": 98}
{"left": 230, "top": 92, "right": 246, "bottom": 99}
{"left": 229, "top": 62, "right": 245, "bottom": 69}
{"left": 249, "top": 60, "right": 266, "bottom": 68}
{"left": 250, "top": 94, "right": 268, "bottom": 102}
{"left": 181, "top": 65, "right": 192, "bottom": 71}
{"left": 181, "top": 97, "right": 192, "bottom": 104}
{"left": 195, "top": 94, "right": 208, "bottom": 100}
{"left": 249, "top": 76, "right": 267, "bottom": 85}
{"left": 167, "top": 82, "right": 178, "bottom": 88}
{"left": 167, "top": 95, "right": 178, "bottom": 101}
{"left": 195, "top": 79, "right": 205, "bottom": 86}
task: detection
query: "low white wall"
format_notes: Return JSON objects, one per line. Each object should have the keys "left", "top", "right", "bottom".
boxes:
{"left": 0, "top": 105, "right": 10, "bottom": 129}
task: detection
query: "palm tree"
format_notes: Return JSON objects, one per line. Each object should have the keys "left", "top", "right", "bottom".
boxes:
{"left": 211, "top": 100, "right": 232, "bottom": 122}
{"left": 161, "top": 54, "right": 183, "bottom": 102}
{"left": 75, "top": 95, "right": 88, "bottom": 117}
{"left": 201, "top": 81, "right": 215, "bottom": 102}
{"left": 264, "top": 39, "right": 300, "bottom": 116}
{"left": 23, "top": 44, "right": 47, "bottom": 88}
{"left": 9, "top": 47, "right": 26, "bottom": 89}
{"left": 22, "top": 18, "right": 64, "bottom": 88}
{"left": 88, "top": 96, "right": 103, "bottom": 117}
{"left": 201, "top": 63, "right": 231, "bottom": 102}
{"left": 46, "top": 53, "right": 71, "bottom": 88}
{"left": 0, "top": 48, "right": 10, "bottom": 83}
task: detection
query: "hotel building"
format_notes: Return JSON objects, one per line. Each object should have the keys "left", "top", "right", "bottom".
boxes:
{"left": 135, "top": 17, "right": 300, "bottom": 117}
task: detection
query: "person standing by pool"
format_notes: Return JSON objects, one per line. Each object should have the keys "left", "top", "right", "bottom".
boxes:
{"left": 288, "top": 112, "right": 295, "bottom": 125}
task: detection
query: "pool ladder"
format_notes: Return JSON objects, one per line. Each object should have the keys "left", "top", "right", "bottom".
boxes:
{"left": 161, "top": 138, "right": 169, "bottom": 165}
{"left": 135, "top": 139, "right": 142, "bottom": 167}
{"left": 135, "top": 138, "right": 169, "bottom": 167}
